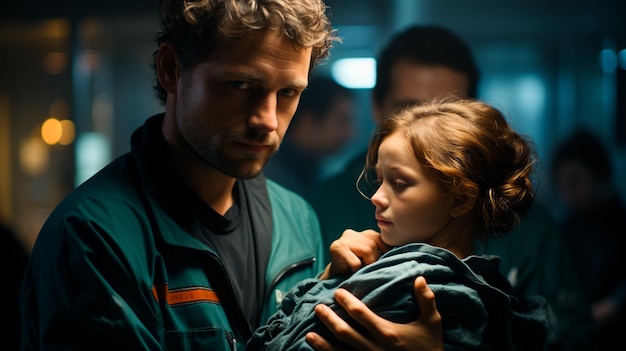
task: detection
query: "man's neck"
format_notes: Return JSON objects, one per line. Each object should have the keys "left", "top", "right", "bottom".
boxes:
{"left": 161, "top": 115, "right": 237, "bottom": 215}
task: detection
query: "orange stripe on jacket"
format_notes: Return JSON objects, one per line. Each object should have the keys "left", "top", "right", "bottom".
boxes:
{"left": 152, "top": 284, "right": 220, "bottom": 305}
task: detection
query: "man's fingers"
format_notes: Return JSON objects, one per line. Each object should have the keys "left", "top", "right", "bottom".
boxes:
{"left": 413, "top": 276, "right": 441, "bottom": 325}
{"left": 312, "top": 301, "right": 373, "bottom": 349}
{"left": 305, "top": 332, "right": 334, "bottom": 351}
{"left": 313, "top": 281, "right": 444, "bottom": 351}
{"left": 332, "top": 288, "right": 384, "bottom": 335}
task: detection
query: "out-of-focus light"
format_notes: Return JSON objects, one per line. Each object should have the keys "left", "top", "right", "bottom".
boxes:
{"left": 331, "top": 57, "right": 376, "bottom": 89}
{"left": 600, "top": 49, "right": 617, "bottom": 73}
{"left": 43, "top": 52, "right": 68, "bottom": 74}
{"left": 41, "top": 118, "right": 63, "bottom": 145}
{"left": 41, "top": 18, "right": 70, "bottom": 39}
{"left": 92, "top": 93, "right": 114, "bottom": 134}
{"left": 516, "top": 75, "right": 545, "bottom": 124}
{"left": 41, "top": 115, "right": 75, "bottom": 146}
{"left": 19, "top": 137, "right": 49, "bottom": 176}
{"left": 59, "top": 120, "right": 75, "bottom": 145}
{"left": 79, "top": 50, "right": 101, "bottom": 74}
{"left": 75, "top": 132, "right": 111, "bottom": 186}
{"left": 618, "top": 49, "right": 626, "bottom": 70}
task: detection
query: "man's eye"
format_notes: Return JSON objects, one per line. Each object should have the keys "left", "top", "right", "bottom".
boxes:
{"left": 279, "top": 88, "right": 297, "bottom": 97}
{"left": 231, "top": 81, "right": 251, "bottom": 90}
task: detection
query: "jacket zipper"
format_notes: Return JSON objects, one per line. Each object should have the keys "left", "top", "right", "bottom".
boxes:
{"left": 265, "top": 257, "right": 317, "bottom": 303}
{"left": 202, "top": 250, "right": 251, "bottom": 345}
{"left": 225, "top": 331, "right": 237, "bottom": 351}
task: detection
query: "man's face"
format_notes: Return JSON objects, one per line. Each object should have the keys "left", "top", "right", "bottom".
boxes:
{"left": 372, "top": 60, "right": 470, "bottom": 123}
{"left": 554, "top": 160, "right": 604, "bottom": 215}
{"left": 174, "top": 30, "right": 312, "bottom": 179}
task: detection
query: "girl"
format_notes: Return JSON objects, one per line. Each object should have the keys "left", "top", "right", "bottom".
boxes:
{"left": 248, "top": 99, "right": 549, "bottom": 350}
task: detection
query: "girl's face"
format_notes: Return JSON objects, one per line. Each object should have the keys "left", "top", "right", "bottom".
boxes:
{"left": 371, "top": 131, "right": 454, "bottom": 247}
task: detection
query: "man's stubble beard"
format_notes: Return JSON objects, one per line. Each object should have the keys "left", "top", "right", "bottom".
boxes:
{"left": 195, "top": 134, "right": 278, "bottom": 179}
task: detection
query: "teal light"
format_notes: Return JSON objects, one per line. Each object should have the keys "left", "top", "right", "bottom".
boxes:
{"left": 331, "top": 58, "right": 376, "bottom": 89}
{"left": 600, "top": 49, "right": 617, "bottom": 73}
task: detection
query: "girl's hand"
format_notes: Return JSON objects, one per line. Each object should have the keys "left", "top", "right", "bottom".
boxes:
{"left": 320, "top": 229, "right": 391, "bottom": 280}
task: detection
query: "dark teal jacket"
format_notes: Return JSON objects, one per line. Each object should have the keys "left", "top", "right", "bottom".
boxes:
{"left": 20, "top": 114, "right": 326, "bottom": 351}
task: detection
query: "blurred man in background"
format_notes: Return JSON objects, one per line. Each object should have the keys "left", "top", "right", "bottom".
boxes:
{"left": 551, "top": 129, "right": 626, "bottom": 350}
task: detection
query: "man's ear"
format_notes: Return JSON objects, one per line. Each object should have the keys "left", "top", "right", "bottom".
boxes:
{"left": 156, "top": 42, "right": 179, "bottom": 93}
{"left": 449, "top": 193, "right": 476, "bottom": 218}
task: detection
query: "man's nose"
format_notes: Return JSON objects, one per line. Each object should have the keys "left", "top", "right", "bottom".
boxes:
{"left": 249, "top": 94, "right": 278, "bottom": 132}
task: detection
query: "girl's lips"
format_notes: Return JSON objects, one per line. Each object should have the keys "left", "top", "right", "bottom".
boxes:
{"left": 376, "top": 216, "right": 391, "bottom": 225}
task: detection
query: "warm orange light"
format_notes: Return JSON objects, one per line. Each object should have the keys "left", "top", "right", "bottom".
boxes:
{"left": 59, "top": 119, "right": 75, "bottom": 145}
{"left": 19, "top": 137, "right": 49, "bottom": 176}
{"left": 41, "top": 118, "right": 62, "bottom": 145}
{"left": 43, "top": 52, "right": 68, "bottom": 75}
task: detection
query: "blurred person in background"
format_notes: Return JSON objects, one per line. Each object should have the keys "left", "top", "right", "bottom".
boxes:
{"left": 550, "top": 129, "right": 626, "bottom": 350}
{"left": 264, "top": 74, "right": 355, "bottom": 196}
{"left": 308, "top": 24, "right": 592, "bottom": 350}
{"left": 0, "top": 221, "right": 29, "bottom": 351}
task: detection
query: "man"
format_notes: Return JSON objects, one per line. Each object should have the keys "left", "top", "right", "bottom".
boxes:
{"left": 19, "top": 1, "right": 443, "bottom": 350}
{"left": 308, "top": 24, "right": 592, "bottom": 350}
{"left": 264, "top": 75, "right": 355, "bottom": 196}
{"left": 1, "top": 222, "right": 28, "bottom": 351}
{"left": 550, "top": 129, "right": 626, "bottom": 350}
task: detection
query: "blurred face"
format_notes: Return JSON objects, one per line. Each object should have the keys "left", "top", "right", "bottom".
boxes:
{"left": 373, "top": 61, "right": 470, "bottom": 123}
{"left": 174, "top": 30, "right": 311, "bottom": 179}
{"left": 554, "top": 160, "right": 604, "bottom": 214}
{"left": 313, "top": 95, "right": 355, "bottom": 154}
{"left": 371, "top": 131, "right": 454, "bottom": 246}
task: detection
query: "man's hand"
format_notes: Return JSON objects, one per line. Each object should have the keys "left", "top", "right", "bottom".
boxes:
{"left": 305, "top": 276, "right": 444, "bottom": 351}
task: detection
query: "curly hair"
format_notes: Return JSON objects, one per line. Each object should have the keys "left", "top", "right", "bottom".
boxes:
{"left": 363, "top": 98, "right": 536, "bottom": 238}
{"left": 151, "top": 0, "right": 338, "bottom": 104}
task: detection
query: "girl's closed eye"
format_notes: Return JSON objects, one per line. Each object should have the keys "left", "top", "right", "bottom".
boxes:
{"left": 392, "top": 180, "right": 408, "bottom": 191}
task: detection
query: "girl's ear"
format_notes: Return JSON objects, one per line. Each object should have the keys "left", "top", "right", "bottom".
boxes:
{"left": 449, "top": 193, "right": 476, "bottom": 218}
{"left": 156, "top": 42, "right": 179, "bottom": 93}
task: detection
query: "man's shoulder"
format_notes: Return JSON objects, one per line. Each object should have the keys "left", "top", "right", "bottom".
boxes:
{"left": 45, "top": 154, "right": 143, "bottom": 228}
{"left": 264, "top": 177, "right": 314, "bottom": 211}
{"left": 73, "top": 153, "right": 138, "bottom": 201}
{"left": 32, "top": 154, "right": 151, "bottom": 255}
